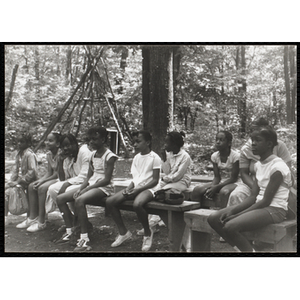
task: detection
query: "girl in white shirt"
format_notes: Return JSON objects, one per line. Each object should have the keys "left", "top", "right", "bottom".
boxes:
{"left": 106, "top": 130, "right": 161, "bottom": 251}
{"left": 208, "top": 126, "right": 292, "bottom": 252}
{"left": 191, "top": 131, "right": 240, "bottom": 207}
{"left": 55, "top": 128, "right": 117, "bottom": 251}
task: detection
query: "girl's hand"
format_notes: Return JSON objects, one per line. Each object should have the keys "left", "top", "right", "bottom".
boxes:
{"left": 220, "top": 211, "right": 236, "bottom": 225}
{"left": 124, "top": 188, "right": 139, "bottom": 198}
{"left": 205, "top": 186, "right": 218, "bottom": 198}
{"left": 33, "top": 179, "right": 44, "bottom": 190}
{"left": 73, "top": 188, "right": 82, "bottom": 199}
{"left": 162, "top": 175, "right": 171, "bottom": 183}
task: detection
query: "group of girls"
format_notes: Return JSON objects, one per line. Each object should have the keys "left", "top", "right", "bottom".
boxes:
{"left": 5, "top": 116, "right": 293, "bottom": 253}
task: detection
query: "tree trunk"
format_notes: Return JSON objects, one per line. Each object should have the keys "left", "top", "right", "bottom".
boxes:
{"left": 66, "top": 46, "right": 73, "bottom": 84}
{"left": 142, "top": 47, "right": 151, "bottom": 129}
{"left": 283, "top": 46, "right": 292, "bottom": 124}
{"left": 142, "top": 46, "right": 175, "bottom": 154}
{"left": 239, "top": 45, "right": 247, "bottom": 136}
{"left": 34, "top": 48, "right": 40, "bottom": 80}
{"left": 5, "top": 64, "right": 19, "bottom": 112}
{"left": 289, "top": 45, "right": 296, "bottom": 123}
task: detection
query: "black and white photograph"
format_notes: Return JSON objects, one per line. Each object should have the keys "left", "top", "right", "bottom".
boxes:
{"left": 4, "top": 44, "right": 297, "bottom": 254}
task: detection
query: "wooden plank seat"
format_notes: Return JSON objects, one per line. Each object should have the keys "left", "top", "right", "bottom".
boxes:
{"left": 184, "top": 208, "right": 297, "bottom": 252}
{"left": 92, "top": 197, "right": 200, "bottom": 252}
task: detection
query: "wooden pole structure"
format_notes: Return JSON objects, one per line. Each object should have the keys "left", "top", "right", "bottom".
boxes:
{"left": 34, "top": 51, "right": 103, "bottom": 152}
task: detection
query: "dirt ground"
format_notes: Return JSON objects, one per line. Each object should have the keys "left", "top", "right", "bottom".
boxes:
{"left": 5, "top": 205, "right": 240, "bottom": 254}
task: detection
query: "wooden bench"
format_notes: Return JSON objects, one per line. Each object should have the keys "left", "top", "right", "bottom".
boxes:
{"left": 94, "top": 179, "right": 201, "bottom": 251}
{"left": 184, "top": 209, "right": 297, "bottom": 252}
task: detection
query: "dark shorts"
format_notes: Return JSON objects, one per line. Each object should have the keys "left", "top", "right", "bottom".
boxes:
{"left": 263, "top": 206, "right": 287, "bottom": 224}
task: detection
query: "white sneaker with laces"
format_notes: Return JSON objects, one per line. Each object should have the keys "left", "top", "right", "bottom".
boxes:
{"left": 16, "top": 217, "right": 38, "bottom": 229}
{"left": 142, "top": 228, "right": 154, "bottom": 251}
{"left": 27, "top": 221, "right": 46, "bottom": 232}
{"left": 74, "top": 238, "right": 92, "bottom": 251}
{"left": 111, "top": 231, "right": 132, "bottom": 247}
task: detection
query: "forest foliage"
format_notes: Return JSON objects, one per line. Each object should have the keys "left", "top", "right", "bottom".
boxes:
{"left": 5, "top": 44, "right": 297, "bottom": 174}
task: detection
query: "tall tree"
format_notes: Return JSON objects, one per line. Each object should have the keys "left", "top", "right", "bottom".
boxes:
{"left": 283, "top": 46, "right": 292, "bottom": 124}
{"left": 289, "top": 45, "right": 296, "bottom": 123}
{"left": 142, "top": 46, "right": 175, "bottom": 153}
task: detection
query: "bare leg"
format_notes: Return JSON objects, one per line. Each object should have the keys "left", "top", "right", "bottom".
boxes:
{"left": 133, "top": 190, "right": 154, "bottom": 237}
{"left": 75, "top": 189, "right": 106, "bottom": 234}
{"left": 190, "top": 183, "right": 212, "bottom": 203}
{"left": 222, "top": 209, "right": 274, "bottom": 252}
{"left": 57, "top": 189, "right": 76, "bottom": 228}
{"left": 28, "top": 182, "right": 39, "bottom": 219}
{"left": 218, "top": 184, "right": 237, "bottom": 208}
{"left": 37, "top": 179, "right": 58, "bottom": 224}
{"left": 106, "top": 190, "right": 130, "bottom": 235}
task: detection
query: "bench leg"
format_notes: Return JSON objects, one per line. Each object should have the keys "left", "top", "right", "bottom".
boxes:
{"left": 190, "top": 230, "right": 211, "bottom": 252}
{"left": 274, "top": 227, "right": 296, "bottom": 252}
{"left": 167, "top": 211, "right": 186, "bottom": 252}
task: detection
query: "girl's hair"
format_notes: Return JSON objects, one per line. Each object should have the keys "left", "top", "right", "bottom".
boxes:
{"left": 167, "top": 131, "right": 185, "bottom": 148}
{"left": 87, "top": 126, "right": 108, "bottom": 143}
{"left": 51, "top": 132, "right": 62, "bottom": 145}
{"left": 138, "top": 130, "right": 152, "bottom": 148}
{"left": 18, "top": 132, "right": 33, "bottom": 148}
{"left": 217, "top": 130, "right": 233, "bottom": 150}
{"left": 253, "top": 125, "right": 278, "bottom": 149}
{"left": 60, "top": 133, "right": 79, "bottom": 162}
{"left": 252, "top": 117, "right": 269, "bottom": 127}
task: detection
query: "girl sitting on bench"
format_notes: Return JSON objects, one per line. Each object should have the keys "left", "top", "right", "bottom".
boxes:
{"left": 106, "top": 130, "right": 161, "bottom": 252}
{"left": 191, "top": 131, "right": 240, "bottom": 207}
{"left": 55, "top": 127, "right": 118, "bottom": 251}
{"left": 207, "top": 126, "right": 292, "bottom": 252}
{"left": 16, "top": 132, "right": 61, "bottom": 232}
{"left": 47, "top": 134, "right": 92, "bottom": 239}
{"left": 5, "top": 132, "right": 38, "bottom": 220}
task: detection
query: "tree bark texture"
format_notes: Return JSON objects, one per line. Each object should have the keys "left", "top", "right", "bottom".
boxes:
{"left": 289, "top": 45, "right": 296, "bottom": 123}
{"left": 142, "top": 46, "right": 175, "bottom": 154}
{"left": 283, "top": 46, "right": 292, "bottom": 124}
{"left": 5, "top": 64, "right": 19, "bottom": 112}
{"left": 239, "top": 45, "right": 247, "bottom": 136}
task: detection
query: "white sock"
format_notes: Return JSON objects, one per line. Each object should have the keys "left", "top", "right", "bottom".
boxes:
{"left": 66, "top": 228, "right": 72, "bottom": 235}
{"left": 80, "top": 233, "right": 89, "bottom": 240}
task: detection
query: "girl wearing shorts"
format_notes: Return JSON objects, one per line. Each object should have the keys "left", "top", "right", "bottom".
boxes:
{"left": 55, "top": 127, "right": 118, "bottom": 251}
{"left": 207, "top": 126, "right": 292, "bottom": 252}
{"left": 191, "top": 131, "right": 239, "bottom": 207}
{"left": 106, "top": 130, "right": 161, "bottom": 252}
{"left": 16, "top": 132, "right": 61, "bottom": 232}
{"left": 47, "top": 134, "right": 92, "bottom": 223}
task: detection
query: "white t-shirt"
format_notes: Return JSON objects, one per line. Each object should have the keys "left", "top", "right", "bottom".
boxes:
{"left": 131, "top": 151, "right": 161, "bottom": 188}
{"left": 254, "top": 155, "right": 292, "bottom": 210}
{"left": 63, "top": 144, "right": 93, "bottom": 185}
{"left": 211, "top": 149, "right": 240, "bottom": 182}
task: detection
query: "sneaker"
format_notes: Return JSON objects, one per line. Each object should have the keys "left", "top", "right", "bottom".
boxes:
{"left": 16, "top": 217, "right": 38, "bottom": 229}
{"left": 219, "top": 236, "right": 226, "bottom": 243}
{"left": 74, "top": 238, "right": 92, "bottom": 252}
{"left": 137, "top": 225, "right": 160, "bottom": 236}
{"left": 148, "top": 215, "right": 162, "bottom": 227}
{"left": 111, "top": 231, "right": 132, "bottom": 247}
{"left": 27, "top": 222, "right": 46, "bottom": 232}
{"left": 141, "top": 228, "right": 154, "bottom": 251}
{"left": 54, "top": 232, "right": 73, "bottom": 244}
